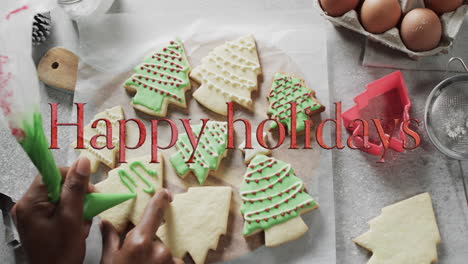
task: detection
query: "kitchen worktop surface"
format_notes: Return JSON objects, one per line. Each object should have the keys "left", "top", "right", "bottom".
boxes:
{"left": 1, "top": 0, "right": 467, "bottom": 263}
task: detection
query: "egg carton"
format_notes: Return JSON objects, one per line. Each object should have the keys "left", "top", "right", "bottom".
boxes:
{"left": 314, "top": 0, "right": 468, "bottom": 59}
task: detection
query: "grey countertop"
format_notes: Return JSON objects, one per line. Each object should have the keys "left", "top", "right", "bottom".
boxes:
{"left": 328, "top": 25, "right": 468, "bottom": 264}
{"left": 1, "top": 0, "right": 468, "bottom": 263}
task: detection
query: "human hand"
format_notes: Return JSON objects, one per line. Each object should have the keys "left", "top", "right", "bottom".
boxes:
{"left": 11, "top": 157, "right": 93, "bottom": 264}
{"left": 100, "top": 189, "right": 183, "bottom": 264}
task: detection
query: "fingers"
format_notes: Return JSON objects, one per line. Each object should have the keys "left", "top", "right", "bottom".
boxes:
{"left": 173, "top": 257, "right": 185, "bottom": 264}
{"left": 134, "top": 189, "right": 172, "bottom": 239}
{"left": 153, "top": 242, "right": 175, "bottom": 264}
{"left": 58, "top": 157, "right": 91, "bottom": 220}
{"left": 100, "top": 220, "right": 120, "bottom": 263}
{"left": 12, "top": 167, "right": 68, "bottom": 220}
{"left": 83, "top": 219, "right": 93, "bottom": 238}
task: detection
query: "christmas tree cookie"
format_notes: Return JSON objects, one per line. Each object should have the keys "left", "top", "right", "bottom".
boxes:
{"left": 124, "top": 39, "right": 191, "bottom": 117}
{"left": 95, "top": 155, "right": 164, "bottom": 232}
{"left": 354, "top": 193, "right": 441, "bottom": 264}
{"left": 191, "top": 35, "right": 261, "bottom": 116}
{"left": 74, "top": 105, "right": 124, "bottom": 173}
{"left": 240, "top": 155, "right": 318, "bottom": 247}
{"left": 157, "top": 187, "right": 232, "bottom": 264}
{"left": 238, "top": 132, "right": 272, "bottom": 163}
{"left": 267, "top": 73, "right": 324, "bottom": 134}
{"left": 170, "top": 121, "right": 228, "bottom": 184}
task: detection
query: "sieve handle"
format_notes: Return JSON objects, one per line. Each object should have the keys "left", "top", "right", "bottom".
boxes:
{"left": 448, "top": 57, "right": 468, "bottom": 73}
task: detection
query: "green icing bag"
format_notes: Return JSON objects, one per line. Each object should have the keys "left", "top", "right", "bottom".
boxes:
{"left": 83, "top": 192, "right": 136, "bottom": 220}
{"left": 19, "top": 112, "right": 135, "bottom": 219}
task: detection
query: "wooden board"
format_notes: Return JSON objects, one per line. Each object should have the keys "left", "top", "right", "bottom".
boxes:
{"left": 37, "top": 47, "right": 78, "bottom": 92}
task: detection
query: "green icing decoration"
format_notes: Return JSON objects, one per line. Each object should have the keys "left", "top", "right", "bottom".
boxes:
{"left": 169, "top": 121, "right": 227, "bottom": 184}
{"left": 240, "top": 154, "right": 317, "bottom": 236}
{"left": 118, "top": 161, "right": 158, "bottom": 194}
{"left": 20, "top": 112, "right": 62, "bottom": 202}
{"left": 267, "top": 73, "right": 323, "bottom": 134}
{"left": 125, "top": 39, "right": 190, "bottom": 114}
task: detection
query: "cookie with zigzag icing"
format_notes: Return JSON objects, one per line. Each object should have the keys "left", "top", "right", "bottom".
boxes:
{"left": 267, "top": 73, "right": 324, "bottom": 134}
{"left": 124, "top": 39, "right": 191, "bottom": 117}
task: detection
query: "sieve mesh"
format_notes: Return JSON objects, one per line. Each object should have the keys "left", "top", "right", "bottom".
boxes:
{"left": 425, "top": 58, "right": 468, "bottom": 160}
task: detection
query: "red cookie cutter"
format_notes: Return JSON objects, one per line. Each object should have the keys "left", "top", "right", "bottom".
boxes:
{"left": 342, "top": 71, "right": 411, "bottom": 157}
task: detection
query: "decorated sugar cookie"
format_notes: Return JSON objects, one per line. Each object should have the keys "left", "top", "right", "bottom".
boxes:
{"left": 238, "top": 132, "right": 272, "bottom": 163}
{"left": 95, "top": 155, "right": 164, "bottom": 232}
{"left": 240, "top": 155, "right": 318, "bottom": 247}
{"left": 354, "top": 193, "right": 441, "bottom": 264}
{"left": 191, "top": 35, "right": 261, "bottom": 116}
{"left": 124, "top": 39, "right": 191, "bottom": 117}
{"left": 157, "top": 187, "right": 232, "bottom": 264}
{"left": 74, "top": 105, "right": 124, "bottom": 173}
{"left": 267, "top": 73, "right": 324, "bottom": 134}
{"left": 170, "top": 121, "right": 228, "bottom": 184}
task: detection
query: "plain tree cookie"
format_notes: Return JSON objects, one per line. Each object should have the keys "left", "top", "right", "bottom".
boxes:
{"left": 354, "top": 193, "right": 441, "bottom": 264}
{"left": 156, "top": 186, "right": 232, "bottom": 264}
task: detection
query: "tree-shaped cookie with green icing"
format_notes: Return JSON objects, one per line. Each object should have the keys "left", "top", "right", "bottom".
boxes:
{"left": 170, "top": 121, "right": 227, "bottom": 185}
{"left": 240, "top": 154, "right": 318, "bottom": 247}
{"left": 354, "top": 193, "right": 441, "bottom": 264}
{"left": 124, "top": 39, "right": 191, "bottom": 117}
{"left": 267, "top": 73, "right": 324, "bottom": 134}
{"left": 95, "top": 155, "right": 164, "bottom": 232}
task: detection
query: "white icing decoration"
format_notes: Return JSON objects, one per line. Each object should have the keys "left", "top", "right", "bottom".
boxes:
{"left": 241, "top": 158, "right": 314, "bottom": 222}
{"left": 238, "top": 132, "right": 271, "bottom": 163}
{"left": 191, "top": 35, "right": 260, "bottom": 109}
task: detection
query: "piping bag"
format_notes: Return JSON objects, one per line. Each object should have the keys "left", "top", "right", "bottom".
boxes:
{"left": 0, "top": 1, "right": 135, "bottom": 220}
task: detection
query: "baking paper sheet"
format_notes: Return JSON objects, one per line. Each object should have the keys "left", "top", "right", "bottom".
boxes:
{"left": 74, "top": 11, "right": 335, "bottom": 264}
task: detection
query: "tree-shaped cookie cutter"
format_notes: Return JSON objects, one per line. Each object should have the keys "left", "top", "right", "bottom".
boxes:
{"left": 342, "top": 71, "right": 411, "bottom": 157}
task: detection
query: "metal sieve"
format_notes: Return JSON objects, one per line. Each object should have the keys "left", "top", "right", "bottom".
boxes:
{"left": 425, "top": 57, "right": 468, "bottom": 160}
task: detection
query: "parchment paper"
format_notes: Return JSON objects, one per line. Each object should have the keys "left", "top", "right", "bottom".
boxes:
{"left": 74, "top": 11, "right": 335, "bottom": 264}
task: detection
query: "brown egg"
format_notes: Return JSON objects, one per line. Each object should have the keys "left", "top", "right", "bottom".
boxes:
{"left": 401, "top": 8, "right": 442, "bottom": 51}
{"left": 360, "top": 0, "right": 402, "bottom": 34}
{"left": 425, "top": 0, "right": 463, "bottom": 15}
{"left": 320, "top": 0, "right": 360, "bottom": 17}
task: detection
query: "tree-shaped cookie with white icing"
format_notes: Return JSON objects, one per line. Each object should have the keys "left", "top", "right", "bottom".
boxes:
{"left": 156, "top": 186, "right": 232, "bottom": 264}
{"left": 170, "top": 121, "right": 228, "bottom": 184}
{"left": 238, "top": 132, "right": 271, "bottom": 163}
{"left": 95, "top": 155, "right": 164, "bottom": 232}
{"left": 267, "top": 73, "right": 324, "bottom": 134}
{"left": 74, "top": 105, "right": 124, "bottom": 173}
{"left": 354, "top": 193, "right": 441, "bottom": 264}
{"left": 124, "top": 39, "right": 191, "bottom": 117}
{"left": 191, "top": 35, "right": 261, "bottom": 116}
{"left": 240, "top": 154, "right": 318, "bottom": 247}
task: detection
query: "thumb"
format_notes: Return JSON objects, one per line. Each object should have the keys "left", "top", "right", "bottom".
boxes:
{"left": 100, "top": 220, "right": 120, "bottom": 263}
